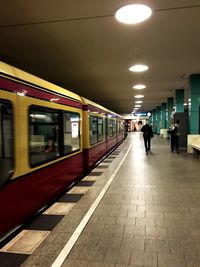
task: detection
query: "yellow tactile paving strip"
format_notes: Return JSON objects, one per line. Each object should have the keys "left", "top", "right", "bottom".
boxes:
{"left": 43, "top": 202, "right": 75, "bottom": 215}
{"left": 82, "top": 176, "right": 97, "bottom": 182}
{"left": 68, "top": 186, "right": 91, "bottom": 194}
{"left": 0, "top": 230, "right": 50, "bottom": 254}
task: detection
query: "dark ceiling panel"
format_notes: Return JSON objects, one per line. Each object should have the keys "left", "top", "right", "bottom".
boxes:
{"left": 0, "top": 1, "right": 200, "bottom": 114}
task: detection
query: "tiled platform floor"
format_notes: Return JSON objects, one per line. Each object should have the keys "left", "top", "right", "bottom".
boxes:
{"left": 2, "top": 132, "right": 200, "bottom": 267}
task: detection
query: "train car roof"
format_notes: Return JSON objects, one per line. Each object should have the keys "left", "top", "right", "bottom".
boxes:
{"left": 81, "top": 96, "right": 124, "bottom": 118}
{"left": 0, "top": 61, "right": 82, "bottom": 102}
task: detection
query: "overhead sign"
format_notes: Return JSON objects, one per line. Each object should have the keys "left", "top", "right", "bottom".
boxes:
{"left": 133, "top": 112, "right": 151, "bottom": 117}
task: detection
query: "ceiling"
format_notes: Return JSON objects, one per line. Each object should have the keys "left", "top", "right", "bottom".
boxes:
{"left": 0, "top": 0, "right": 200, "bottom": 115}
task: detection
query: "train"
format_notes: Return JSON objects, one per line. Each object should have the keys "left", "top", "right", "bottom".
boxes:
{"left": 0, "top": 61, "right": 125, "bottom": 241}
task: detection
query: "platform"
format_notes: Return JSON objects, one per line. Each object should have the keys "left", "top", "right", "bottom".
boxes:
{"left": 1, "top": 132, "right": 200, "bottom": 267}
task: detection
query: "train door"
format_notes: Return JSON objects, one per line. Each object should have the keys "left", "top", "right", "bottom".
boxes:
{"left": 0, "top": 99, "right": 14, "bottom": 187}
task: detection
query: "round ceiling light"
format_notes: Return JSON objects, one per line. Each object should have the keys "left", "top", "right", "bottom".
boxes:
{"left": 134, "top": 95, "right": 144, "bottom": 98}
{"left": 135, "top": 104, "right": 141, "bottom": 107}
{"left": 129, "top": 64, "right": 149, "bottom": 72}
{"left": 135, "top": 100, "right": 143, "bottom": 103}
{"left": 133, "top": 84, "right": 146, "bottom": 89}
{"left": 115, "top": 4, "right": 152, "bottom": 24}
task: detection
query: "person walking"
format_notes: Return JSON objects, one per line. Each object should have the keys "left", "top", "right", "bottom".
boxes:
{"left": 141, "top": 121, "right": 153, "bottom": 153}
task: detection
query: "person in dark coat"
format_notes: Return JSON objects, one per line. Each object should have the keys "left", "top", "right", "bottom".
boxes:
{"left": 169, "top": 119, "right": 180, "bottom": 153}
{"left": 141, "top": 121, "right": 153, "bottom": 153}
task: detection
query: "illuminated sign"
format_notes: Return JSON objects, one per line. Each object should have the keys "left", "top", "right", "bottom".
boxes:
{"left": 72, "top": 122, "right": 79, "bottom": 138}
{"left": 133, "top": 112, "right": 151, "bottom": 117}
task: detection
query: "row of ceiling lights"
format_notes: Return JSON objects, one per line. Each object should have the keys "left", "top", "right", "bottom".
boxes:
{"left": 115, "top": 4, "right": 152, "bottom": 113}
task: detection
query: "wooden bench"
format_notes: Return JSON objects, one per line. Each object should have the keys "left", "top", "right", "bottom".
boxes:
{"left": 191, "top": 143, "right": 200, "bottom": 157}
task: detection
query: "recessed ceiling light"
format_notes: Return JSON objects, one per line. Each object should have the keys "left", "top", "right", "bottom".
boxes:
{"left": 134, "top": 95, "right": 144, "bottom": 98}
{"left": 184, "top": 103, "right": 187, "bottom": 106}
{"left": 115, "top": 4, "right": 152, "bottom": 24}
{"left": 129, "top": 64, "right": 149, "bottom": 72}
{"left": 135, "top": 104, "right": 141, "bottom": 107}
{"left": 135, "top": 100, "right": 143, "bottom": 104}
{"left": 133, "top": 84, "right": 146, "bottom": 90}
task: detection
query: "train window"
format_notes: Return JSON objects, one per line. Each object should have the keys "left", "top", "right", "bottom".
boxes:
{"left": 63, "top": 112, "right": 80, "bottom": 155}
{"left": 108, "top": 119, "right": 112, "bottom": 137}
{"left": 98, "top": 117, "right": 104, "bottom": 141}
{"left": 90, "top": 116, "right": 105, "bottom": 145}
{"left": 29, "top": 106, "right": 59, "bottom": 167}
{"left": 90, "top": 116, "right": 98, "bottom": 145}
{"left": 113, "top": 119, "right": 116, "bottom": 135}
{"left": 118, "top": 120, "right": 124, "bottom": 133}
{"left": 108, "top": 118, "right": 116, "bottom": 137}
{"left": 0, "top": 100, "right": 14, "bottom": 187}
{"left": 117, "top": 121, "right": 120, "bottom": 133}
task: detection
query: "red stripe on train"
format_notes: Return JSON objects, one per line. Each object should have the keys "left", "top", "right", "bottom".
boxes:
{"left": 0, "top": 76, "right": 82, "bottom": 109}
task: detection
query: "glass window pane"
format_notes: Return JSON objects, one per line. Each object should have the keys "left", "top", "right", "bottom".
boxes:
{"left": 113, "top": 119, "right": 116, "bottom": 135}
{"left": 30, "top": 110, "right": 58, "bottom": 124}
{"left": 108, "top": 119, "right": 113, "bottom": 137}
{"left": 0, "top": 100, "right": 14, "bottom": 187}
{"left": 63, "top": 112, "right": 80, "bottom": 155}
{"left": 98, "top": 118, "right": 104, "bottom": 141}
{"left": 90, "top": 116, "right": 98, "bottom": 145}
{"left": 120, "top": 121, "right": 124, "bottom": 133}
{"left": 29, "top": 107, "right": 59, "bottom": 166}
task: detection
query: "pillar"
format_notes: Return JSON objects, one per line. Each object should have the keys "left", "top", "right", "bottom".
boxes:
{"left": 175, "top": 89, "right": 184, "bottom": 113}
{"left": 156, "top": 106, "right": 161, "bottom": 135}
{"left": 148, "top": 112, "right": 152, "bottom": 125}
{"left": 161, "top": 102, "right": 167, "bottom": 129}
{"left": 152, "top": 109, "right": 156, "bottom": 133}
{"left": 189, "top": 74, "right": 200, "bottom": 134}
{"left": 167, "top": 97, "right": 174, "bottom": 128}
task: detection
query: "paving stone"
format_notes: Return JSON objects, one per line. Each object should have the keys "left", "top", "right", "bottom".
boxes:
{"left": 58, "top": 193, "right": 84, "bottom": 203}
{"left": 0, "top": 252, "right": 28, "bottom": 267}
{"left": 145, "top": 239, "right": 170, "bottom": 253}
{"left": 62, "top": 259, "right": 88, "bottom": 267}
{"left": 25, "top": 214, "right": 64, "bottom": 231}
{"left": 130, "top": 251, "right": 158, "bottom": 266}
{"left": 121, "top": 237, "right": 145, "bottom": 251}
{"left": 124, "top": 225, "right": 145, "bottom": 236}
{"left": 158, "top": 252, "right": 186, "bottom": 267}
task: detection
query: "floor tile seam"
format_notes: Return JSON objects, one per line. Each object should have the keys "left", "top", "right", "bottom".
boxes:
{"left": 92, "top": 159, "right": 122, "bottom": 178}
{"left": 95, "top": 151, "right": 128, "bottom": 176}
{"left": 89, "top": 148, "right": 132, "bottom": 193}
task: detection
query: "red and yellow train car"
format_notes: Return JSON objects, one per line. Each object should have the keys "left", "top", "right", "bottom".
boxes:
{"left": 0, "top": 61, "right": 124, "bottom": 241}
{"left": 82, "top": 97, "right": 124, "bottom": 172}
{"left": 0, "top": 62, "right": 84, "bottom": 239}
